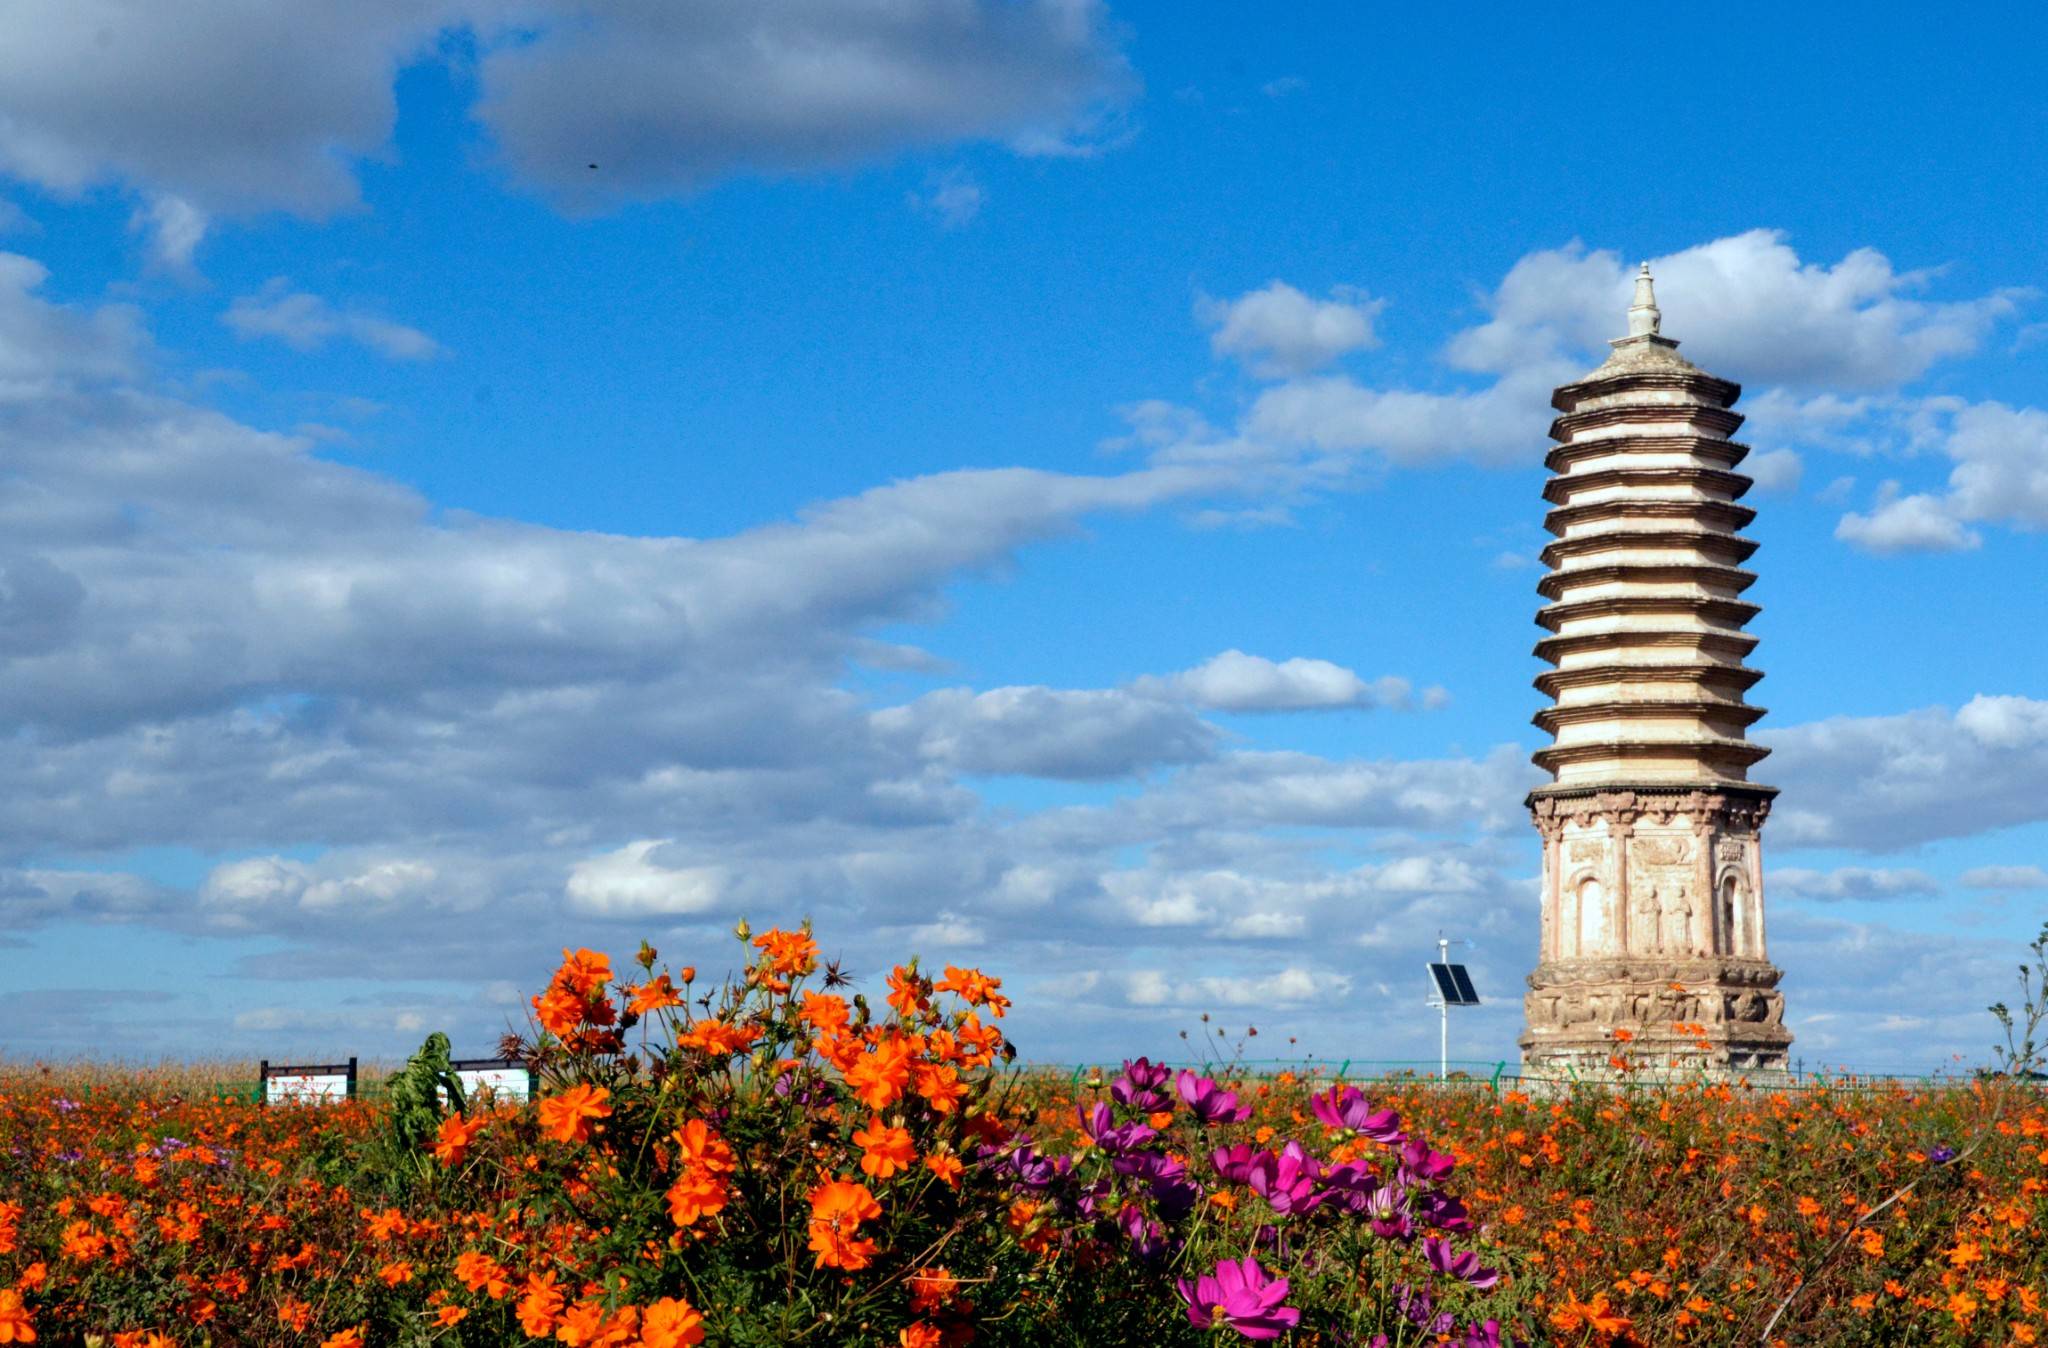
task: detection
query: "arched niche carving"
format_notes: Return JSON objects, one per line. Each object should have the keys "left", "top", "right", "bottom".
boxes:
{"left": 1716, "top": 867, "right": 1746, "bottom": 957}
{"left": 1568, "top": 870, "right": 1605, "bottom": 959}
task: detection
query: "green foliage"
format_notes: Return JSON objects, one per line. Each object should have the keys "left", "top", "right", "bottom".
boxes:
{"left": 366, "top": 1029, "right": 466, "bottom": 1193}
{"left": 1988, "top": 920, "right": 2048, "bottom": 1078}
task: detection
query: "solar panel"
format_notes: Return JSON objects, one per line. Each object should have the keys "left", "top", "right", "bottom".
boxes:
{"left": 1450, "top": 964, "right": 1478, "bottom": 1005}
{"left": 1427, "top": 962, "right": 1481, "bottom": 1006}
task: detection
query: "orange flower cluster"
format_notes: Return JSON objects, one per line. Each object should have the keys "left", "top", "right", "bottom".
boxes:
{"left": 532, "top": 946, "right": 624, "bottom": 1055}
{"left": 663, "top": 1120, "right": 734, "bottom": 1232}
{"left": 6, "top": 922, "right": 2043, "bottom": 1346}
{"left": 806, "top": 1178, "right": 882, "bottom": 1271}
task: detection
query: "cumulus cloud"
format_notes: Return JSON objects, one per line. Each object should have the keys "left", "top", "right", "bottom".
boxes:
{"left": 1766, "top": 695, "right": 2048, "bottom": 849}
{"left": 1960, "top": 865, "right": 2048, "bottom": 889}
{"left": 223, "top": 279, "right": 443, "bottom": 360}
{"left": 1181, "top": 231, "right": 2023, "bottom": 484}
{"left": 1835, "top": 489, "right": 1981, "bottom": 553}
{"left": 473, "top": 0, "right": 1133, "bottom": 205}
{"left": 565, "top": 841, "right": 726, "bottom": 917}
{"left": 1448, "top": 230, "right": 2024, "bottom": 390}
{"left": 1199, "top": 281, "right": 1383, "bottom": 377}
{"left": 1125, "top": 965, "right": 1344, "bottom": 1008}
{"left": 1131, "top": 649, "right": 1428, "bottom": 712}
{"left": 872, "top": 686, "right": 1216, "bottom": 779}
{"left": 1833, "top": 400, "right": 2048, "bottom": 550}
{"left": 1769, "top": 867, "right": 1941, "bottom": 902}
{"left": 130, "top": 193, "right": 208, "bottom": 275}
{"left": 1745, "top": 448, "right": 1804, "bottom": 493}
{"left": 0, "top": 0, "right": 1130, "bottom": 239}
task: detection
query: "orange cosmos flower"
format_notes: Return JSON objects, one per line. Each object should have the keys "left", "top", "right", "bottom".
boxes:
{"left": 537, "top": 1084, "right": 612, "bottom": 1144}
{"left": 665, "top": 1172, "right": 729, "bottom": 1229}
{"left": 628, "top": 975, "right": 684, "bottom": 1014}
{"left": 533, "top": 986, "right": 586, "bottom": 1038}
{"left": 58, "top": 1221, "right": 105, "bottom": 1263}
{"left": 845, "top": 1036, "right": 915, "bottom": 1111}
{"left": 453, "top": 1250, "right": 512, "bottom": 1299}
{"left": 678, "top": 1020, "right": 763, "bottom": 1057}
{"left": 376, "top": 1260, "right": 413, "bottom": 1287}
{"left": 363, "top": 1207, "right": 407, "bottom": 1242}
{"left": 434, "top": 1306, "right": 469, "bottom": 1328}
{"left": 807, "top": 1178, "right": 882, "bottom": 1271}
{"left": 638, "top": 1297, "right": 706, "bottom": 1348}
{"left": 935, "top": 966, "right": 1009, "bottom": 1017}
{"left": 319, "top": 1330, "right": 365, "bottom": 1348}
{"left": 886, "top": 965, "right": 927, "bottom": 1018}
{"left": 953, "top": 1016, "right": 1002, "bottom": 1067}
{"left": 276, "top": 1299, "right": 312, "bottom": 1331}
{"left": 908, "top": 1267, "right": 960, "bottom": 1313}
{"left": 912, "top": 1062, "right": 966, "bottom": 1114}
{"left": 517, "top": 1271, "right": 564, "bottom": 1337}
{"left": 855, "top": 1118, "right": 916, "bottom": 1180}
{"left": 0, "top": 1289, "right": 33, "bottom": 1345}
{"left": 754, "top": 928, "right": 820, "bottom": 977}
{"left": 900, "top": 1326, "right": 942, "bottom": 1348}
{"left": 13, "top": 1265, "right": 44, "bottom": 1294}
{"left": 155, "top": 1202, "right": 202, "bottom": 1243}
{"left": 670, "top": 1119, "right": 737, "bottom": 1175}
{"left": 555, "top": 1297, "right": 639, "bottom": 1347}
{"left": 801, "top": 991, "right": 851, "bottom": 1035}
{"left": 433, "top": 1111, "right": 485, "bottom": 1166}
{"left": 556, "top": 947, "right": 613, "bottom": 998}
{"left": 924, "top": 1151, "right": 964, "bottom": 1187}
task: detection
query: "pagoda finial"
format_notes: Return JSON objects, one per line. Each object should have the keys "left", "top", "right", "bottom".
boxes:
{"left": 1626, "top": 261, "right": 1661, "bottom": 338}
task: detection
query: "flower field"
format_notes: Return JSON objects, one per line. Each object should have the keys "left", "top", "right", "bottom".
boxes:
{"left": 1, "top": 925, "right": 2043, "bottom": 1346}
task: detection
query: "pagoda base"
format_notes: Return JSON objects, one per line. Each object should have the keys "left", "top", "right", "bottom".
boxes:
{"left": 1518, "top": 955, "right": 1792, "bottom": 1081}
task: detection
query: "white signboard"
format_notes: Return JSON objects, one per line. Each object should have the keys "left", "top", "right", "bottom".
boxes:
{"left": 265, "top": 1072, "right": 351, "bottom": 1104}
{"left": 453, "top": 1065, "right": 531, "bottom": 1104}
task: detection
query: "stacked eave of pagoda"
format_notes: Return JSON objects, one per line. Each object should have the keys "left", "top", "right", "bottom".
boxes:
{"left": 1530, "top": 265, "right": 1773, "bottom": 793}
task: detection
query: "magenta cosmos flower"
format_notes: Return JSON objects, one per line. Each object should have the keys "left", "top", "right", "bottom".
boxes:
{"left": 1309, "top": 1084, "right": 1404, "bottom": 1143}
{"left": 1177, "top": 1254, "right": 1302, "bottom": 1340}
{"left": 1176, "top": 1069, "right": 1253, "bottom": 1125}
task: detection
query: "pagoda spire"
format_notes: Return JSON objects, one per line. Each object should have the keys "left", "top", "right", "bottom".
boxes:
{"left": 1626, "top": 261, "right": 1660, "bottom": 338}
{"left": 1517, "top": 269, "right": 1793, "bottom": 1082}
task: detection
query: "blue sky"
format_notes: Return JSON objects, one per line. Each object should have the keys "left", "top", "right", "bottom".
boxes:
{"left": 1, "top": 0, "right": 2044, "bottom": 1073}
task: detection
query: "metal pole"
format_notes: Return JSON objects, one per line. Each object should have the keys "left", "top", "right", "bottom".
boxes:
{"left": 1438, "top": 936, "right": 1449, "bottom": 1081}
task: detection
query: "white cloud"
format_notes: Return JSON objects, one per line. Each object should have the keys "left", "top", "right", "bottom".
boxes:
{"left": 1448, "top": 230, "right": 2024, "bottom": 390}
{"left": 0, "top": 0, "right": 1130, "bottom": 225}
{"left": 1130, "top": 649, "right": 1420, "bottom": 712}
{"left": 1199, "top": 281, "right": 1383, "bottom": 377}
{"left": 1237, "top": 362, "right": 1565, "bottom": 469}
{"left": 1767, "top": 695, "right": 2048, "bottom": 849}
{"left": 1260, "top": 76, "right": 1307, "bottom": 99}
{"left": 130, "top": 193, "right": 208, "bottom": 274}
{"left": 0, "top": 0, "right": 452, "bottom": 215}
{"left": 1769, "top": 867, "right": 1941, "bottom": 902}
{"left": 565, "top": 841, "right": 726, "bottom": 917}
{"left": 903, "top": 911, "right": 986, "bottom": 947}
{"left": 1746, "top": 448, "right": 1804, "bottom": 493}
{"left": 223, "top": 279, "right": 442, "bottom": 360}
{"left": 1835, "top": 488, "right": 1981, "bottom": 553}
{"left": 1124, "top": 965, "right": 1343, "bottom": 1008}
{"left": 1943, "top": 402, "right": 2048, "bottom": 527}
{"left": 1960, "top": 865, "right": 2048, "bottom": 890}
{"left": 198, "top": 854, "right": 449, "bottom": 926}
{"left": 474, "top": 0, "right": 1134, "bottom": 205}
{"left": 907, "top": 171, "right": 985, "bottom": 229}
{"left": 872, "top": 685, "right": 1216, "bottom": 779}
